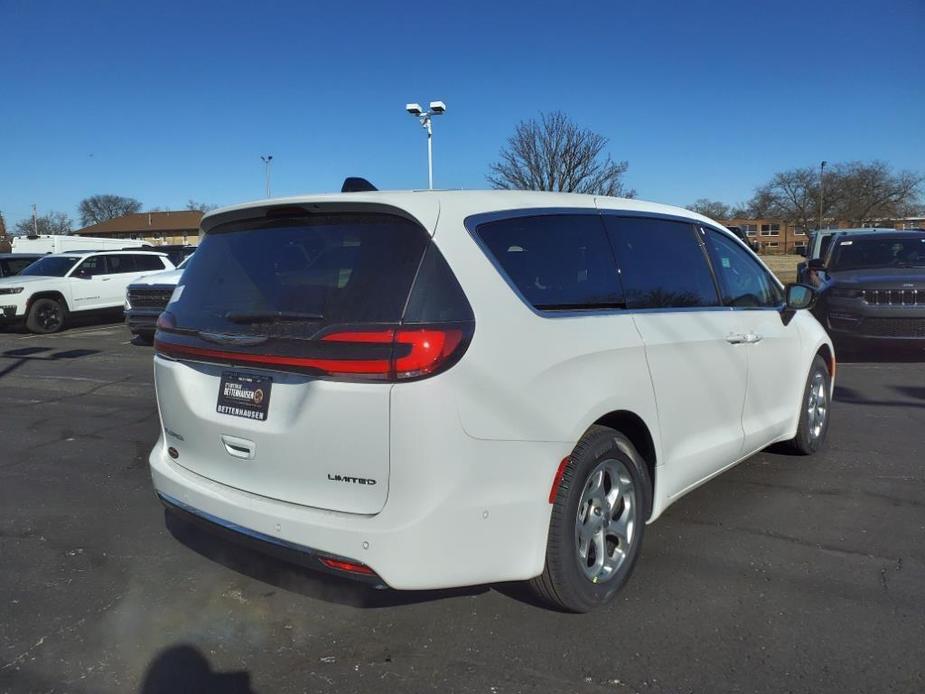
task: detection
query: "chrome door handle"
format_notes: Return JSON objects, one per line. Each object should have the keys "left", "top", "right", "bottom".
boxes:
{"left": 726, "top": 334, "right": 748, "bottom": 344}
{"left": 744, "top": 333, "right": 763, "bottom": 344}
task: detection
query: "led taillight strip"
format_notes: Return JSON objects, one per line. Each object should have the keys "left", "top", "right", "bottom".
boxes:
{"left": 154, "top": 339, "right": 391, "bottom": 374}
{"left": 154, "top": 326, "right": 465, "bottom": 379}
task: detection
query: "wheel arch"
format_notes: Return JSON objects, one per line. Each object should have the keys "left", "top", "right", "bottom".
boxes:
{"left": 816, "top": 342, "right": 835, "bottom": 380}
{"left": 589, "top": 410, "right": 657, "bottom": 518}
{"left": 27, "top": 291, "right": 70, "bottom": 313}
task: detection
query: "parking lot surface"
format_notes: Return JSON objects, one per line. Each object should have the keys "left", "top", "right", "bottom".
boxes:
{"left": 1, "top": 322, "right": 923, "bottom": 694}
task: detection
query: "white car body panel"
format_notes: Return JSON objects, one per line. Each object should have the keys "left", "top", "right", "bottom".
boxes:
{"left": 0, "top": 251, "right": 174, "bottom": 320}
{"left": 149, "top": 190, "right": 834, "bottom": 590}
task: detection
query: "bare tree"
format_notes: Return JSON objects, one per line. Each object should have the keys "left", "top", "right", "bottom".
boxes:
{"left": 0, "top": 211, "right": 7, "bottom": 236}
{"left": 14, "top": 211, "right": 73, "bottom": 236}
{"left": 686, "top": 199, "right": 732, "bottom": 220}
{"left": 746, "top": 167, "right": 823, "bottom": 231}
{"left": 829, "top": 161, "right": 923, "bottom": 224}
{"left": 488, "top": 111, "right": 635, "bottom": 197}
{"left": 78, "top": 194, "right": 142, "bottom": 226}
{"left": 186, "top": 199, "right": 218, "bottom": 213}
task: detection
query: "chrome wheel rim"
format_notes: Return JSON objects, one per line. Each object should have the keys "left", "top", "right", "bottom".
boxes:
{"left": 575, "top": 458, "right": 638, "bottom": 584}
{"left": 37, "top": 304, "right": 61, "bottom": 331}
{"left": 806, "top": 371, "right": 828, "bottom": 441}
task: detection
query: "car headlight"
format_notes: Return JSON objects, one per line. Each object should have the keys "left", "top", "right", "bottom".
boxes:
{"left": 830, "top": 287, "right": 861, "bottom": 298}
{"left": 0, "top": 287, "right": 24, "bottom": 295}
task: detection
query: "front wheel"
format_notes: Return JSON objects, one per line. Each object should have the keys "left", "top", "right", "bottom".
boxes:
{"left": 786, "top": 355, "right": 832, "bottom": 455}
{"left": 26, "top": 298, "right": 66, "bottom": 334}
{"left": 530, "top": 426, "right": 651, "bottom": 613}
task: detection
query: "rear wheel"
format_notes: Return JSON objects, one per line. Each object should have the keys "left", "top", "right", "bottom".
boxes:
{"left": 26, "top": 298, "right": 66, "bottom": 334}
{"left": 530, "top": 425, "right": 651, "bottom": 613}
{"left": 786, "top": 355, "right": 831, "bottom": 455}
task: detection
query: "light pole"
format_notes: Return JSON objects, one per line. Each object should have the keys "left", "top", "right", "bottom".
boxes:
{"left": 405, "top": 101, "right": 446, "bottom": 189}
{"left": 261, "top": 155, "right": 273, "bottom": 198}
{"left": 818, "top": 160, "right": 827, "bottom": 230}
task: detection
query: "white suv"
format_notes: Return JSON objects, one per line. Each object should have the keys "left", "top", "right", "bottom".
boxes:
{"left": 149, "top": 191, "right": 833, "bottom": 612}
{"left": 0, "top": 250, "right": 174, "bottom": 334}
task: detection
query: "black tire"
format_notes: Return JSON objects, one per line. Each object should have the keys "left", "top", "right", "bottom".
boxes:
{"left": 530, "top": 425, "right": 651, "bottom": 613}
{"left": 132, "top": 331, "right": 155, "bottom": 345}
{"left": 26, "top": 297, "right": 66, "bottom": 334}
{"left": 786, "top": 355, "right": 831, "bottom": 455}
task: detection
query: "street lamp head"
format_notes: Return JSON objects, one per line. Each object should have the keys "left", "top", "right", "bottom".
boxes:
{"left": 405, "top": 103, "right": 423, "bottom": 116}
{"left": 429, "top": 100, "right": 447, "bottom": 114}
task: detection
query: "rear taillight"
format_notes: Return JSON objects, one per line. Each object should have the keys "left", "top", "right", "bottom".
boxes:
{"left": 154, "top": 323, "right": 472, "bottom": 382}
{"left": 318, "top": 557, "right": 376, "bottom": 576}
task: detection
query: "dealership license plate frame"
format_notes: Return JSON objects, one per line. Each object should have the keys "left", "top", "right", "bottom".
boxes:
{"left": 216, "top": 371, "right": 273, "bottom": 421}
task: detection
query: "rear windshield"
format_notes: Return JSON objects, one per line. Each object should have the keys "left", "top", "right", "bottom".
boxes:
{"left": 19, "top": 256, "right": 79, "bottom": 277}
{"left": 167, "top": 213, "right": 430, "bottom": 338}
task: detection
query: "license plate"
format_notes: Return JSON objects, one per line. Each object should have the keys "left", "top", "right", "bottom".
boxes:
{"left": 216, "top": 371, "right": 273, "bottom": 421}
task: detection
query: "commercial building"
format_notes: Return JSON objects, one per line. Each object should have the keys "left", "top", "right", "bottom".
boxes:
{"left": 75, "top": 211, "right": 203, "bottom": 246}
{"left": 722, "top": 216, "right": 925, "bottom": 253}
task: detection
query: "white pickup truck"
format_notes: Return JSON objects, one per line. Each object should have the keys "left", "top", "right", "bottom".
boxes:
{"left": 0, "top": 250, "right": 174, "bottom": 334}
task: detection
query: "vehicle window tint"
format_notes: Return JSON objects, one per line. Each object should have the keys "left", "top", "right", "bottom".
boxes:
{"left": 106, "top": 254, "right": 137, "bottom": 273}
{"left": 168, "top": 213, "right": 429, "bottom": 338}
{"left": 604, "top": 217, "right": 720, "bottom": 309}
{"left": 818, "top": 234, "right": 833, "bottom": 260}
{"left": 75, "top": 255, "right": 107, "bottom": 277}
{"left": 134, "top": 254, "right": 166, "bottom": 271}
{"left": 703, "top": 228, "right": 783, "bottom": 307}
{"left": 474, "top": 214, "right": 623, "bottom": 310}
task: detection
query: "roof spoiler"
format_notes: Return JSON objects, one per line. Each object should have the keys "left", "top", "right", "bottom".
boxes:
{"left": 341, "top": 177, "right": 378, "bottom": 193}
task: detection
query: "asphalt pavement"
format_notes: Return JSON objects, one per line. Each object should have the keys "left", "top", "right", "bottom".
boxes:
{"left": 1, "top": 320, "right": 923, "bottom": 694}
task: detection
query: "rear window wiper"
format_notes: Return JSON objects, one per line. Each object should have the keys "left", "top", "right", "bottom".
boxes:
{"left": 224, "top": 310, "right": 325, "bottom": 324}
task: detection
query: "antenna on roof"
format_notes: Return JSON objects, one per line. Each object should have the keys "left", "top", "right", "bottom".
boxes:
{"left": 341, "top": 177, "right": 378, "bottom": 193}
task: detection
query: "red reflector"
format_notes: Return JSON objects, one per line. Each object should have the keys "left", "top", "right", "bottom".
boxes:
{"left": 548, "top": 457, "right": 571, "bottom": 504}
{"left": 319, "top": 557, "right": 375, "bottom": 575}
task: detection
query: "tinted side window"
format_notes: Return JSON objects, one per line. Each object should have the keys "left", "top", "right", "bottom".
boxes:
{"left": 475, "top": 214, "right": 623, "bottom": 310}
{"left": 106, "top": 254, "right": 137, "bottom": 274}
{"left": 133, "top": 254, "right": 166, "bottom": 271}
{"left": 75, "top": 255, "right": 106, "bottom": 277}
{"left": 703, "top": 228, "right": 783, "bottom": 307}
{"left": 604, "top": 217, "right": 720, "bottom": 309}
{"left": 5, "top": 258, "right": 37, "bottom": 275}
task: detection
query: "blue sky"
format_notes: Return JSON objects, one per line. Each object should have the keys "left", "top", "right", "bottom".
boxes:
{"left": 1, "top": 0, "right": 923, "bottom": 228}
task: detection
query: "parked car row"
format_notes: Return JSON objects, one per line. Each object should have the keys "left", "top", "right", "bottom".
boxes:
{"left": 0, "top": 250, "right": 175, "bottom": 333}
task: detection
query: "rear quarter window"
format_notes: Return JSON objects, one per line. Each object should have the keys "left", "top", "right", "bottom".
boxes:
{"left": 473, "top": 214, "right": 624, "bottom": 311}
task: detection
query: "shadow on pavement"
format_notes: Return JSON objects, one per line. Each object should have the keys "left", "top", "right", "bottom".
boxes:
{"left": 0, "top": 346, "right": 101, "bottom": 379}
{"left": 140, "top": 644, "right": 254, "bottom": 694}
{"left": 165, "top": 511, "right": 490, "bottom": 609}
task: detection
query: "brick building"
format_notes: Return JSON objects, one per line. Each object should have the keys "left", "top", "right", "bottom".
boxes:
{"left": 76, "top": 210, "right": 203, "bottom": 246}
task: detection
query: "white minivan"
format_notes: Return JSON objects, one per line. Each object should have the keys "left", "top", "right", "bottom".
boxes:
{"left": 149, "top": 190, "right": 833, "bottom": 612}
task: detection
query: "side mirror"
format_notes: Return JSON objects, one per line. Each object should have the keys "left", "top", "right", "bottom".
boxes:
{"left": 785, "top": 283, "right": 816, "bottom": 310}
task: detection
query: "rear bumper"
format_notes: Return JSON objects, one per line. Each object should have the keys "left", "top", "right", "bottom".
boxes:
{"left": 158, "top": 491, "right": 385, "bottom": 586}
{"left": 149, "top": 428, "right": 562, "bottom": 591}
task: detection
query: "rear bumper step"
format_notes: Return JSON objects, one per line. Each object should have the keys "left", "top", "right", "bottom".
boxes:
{"left": 157, "top": 491, "right": 387, "bottom": 587}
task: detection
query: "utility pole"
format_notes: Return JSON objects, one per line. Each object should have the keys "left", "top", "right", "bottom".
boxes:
{"left": 261, "top": 155, "right": 273, "bottom": 198}
{"left": 32, "top": 204, "right": 38, "bottom": 236}
{"left": 818, "top": 160, "right": 827, "bottom": 230}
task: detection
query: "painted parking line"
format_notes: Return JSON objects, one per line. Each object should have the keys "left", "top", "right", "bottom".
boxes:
{"left": 18, "top": 326, "right": 122, "bottom": 340}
